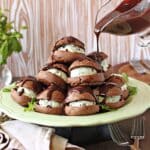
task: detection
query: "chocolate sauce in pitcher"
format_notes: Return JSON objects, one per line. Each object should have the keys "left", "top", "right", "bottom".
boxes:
{"left": 94, "top": 0, "right": 150, "bottom": 53}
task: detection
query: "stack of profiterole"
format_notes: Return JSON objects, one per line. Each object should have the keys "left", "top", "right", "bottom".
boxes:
{"left": 11, "top": 36, "right": 129, "bottom": 116}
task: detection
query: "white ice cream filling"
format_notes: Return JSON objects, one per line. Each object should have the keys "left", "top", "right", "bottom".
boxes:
{"left": 17, "top": 87, "right": 36, "bottom": 98}
{"left": 101, "top": 59, "right": 109, "bottom": 71}
{"left": 47, "top": 68, "right": 67, "bottom": 81}
{"left": 121, "top": 84, "right": 127, "bottom": 91}
{"left": 106, "top": 95, "right": 121, "bottom": 103}
{"left": 69, "top": 100, "right": 96, "bottom": 107}
{"left": 58, "top": 44, "right": 85, "bottom": 54}
{"left": 70, "top": 67, "right": 97, "bottom": 78}
{"left": 111, "top": 73, "right": 122, "bottom": 77}
{"left": 98, "top": 96, "right": 105, "bottom": 103}
{"left": 38, "top": 99, "right": 62, "bottom": 108}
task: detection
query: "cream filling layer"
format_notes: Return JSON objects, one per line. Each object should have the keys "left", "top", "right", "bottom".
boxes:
{"left": 121, "top": 84, "right": 127, "bottom": 91}
{"left": 58, "top": 44, "right": 85, "bottom": 54}
{"left": 70, "top": 67, "right": 97, "bottom": 78}
{"left": 17, "top": 87, "right": 36, "bottom": 98}
{"left": 47, "top": 68, "right": 67, "bottom": 81}
{"left": 98, "top": 96, "right": 105, "bottom": 103}
{"left": 101, "top": 59, "right": 109, "bottom": 71}
{"left": 38, "top": 99, "right": 62, "bottom": 108}
{"left": 69, "top": 100, "right": 95, "bottom": 107}
{"left": 106, "top": 95, "right": 121, "bottom": 103}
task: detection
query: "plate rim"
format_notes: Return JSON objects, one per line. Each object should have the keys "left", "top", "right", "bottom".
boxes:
{"left": 0, "top": 77, "right": 150, "bottom": 127}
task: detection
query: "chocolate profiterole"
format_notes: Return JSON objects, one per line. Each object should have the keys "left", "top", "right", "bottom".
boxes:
{"left": 106, "top": 74, "right": 129, "bottom": 99}
{"left": 87, "top": 51, "right": 114, "bottom": 79}
{"left": 48, "top": 36, "right": 86, "bottom": 63}
{"left": 36, "top": 63, "right": 68, "bottom": 89}
{"left": 94, "top": 82, "right": 128, "bottom": 109}
{"left": 67, "top": 58, "right": 105, "bottom": 86}
{"left": 35, "top": 84, "right": 65, "bottom": 115}
{"left": 11, "top": 76, "right": 42, "bottom": 106}
{"left": 65, "top": 86, "right": 99, "bottom": 116}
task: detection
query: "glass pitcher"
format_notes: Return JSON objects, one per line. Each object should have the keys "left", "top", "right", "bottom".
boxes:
{"left": 94, "top": 0, "right": 150, "bottom": 46}
{"left": 95, "top": 0, "right": 150, "bottom": 36}
{"left": 0, "top": 65, "right": 12, "bottom": 89}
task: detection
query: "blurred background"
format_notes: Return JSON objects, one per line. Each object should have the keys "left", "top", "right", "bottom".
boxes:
{"left": 0, "top": 0, "right": 149, "bottom": 76}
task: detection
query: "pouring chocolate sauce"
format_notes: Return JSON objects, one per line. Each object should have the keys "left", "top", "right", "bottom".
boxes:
{"left": 94, "top": 0, "right": 150, "bottom": 53}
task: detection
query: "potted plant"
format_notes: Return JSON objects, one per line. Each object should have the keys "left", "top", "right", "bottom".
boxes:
{"left": 0, "top": 9, "right": 23, "bottom": 87}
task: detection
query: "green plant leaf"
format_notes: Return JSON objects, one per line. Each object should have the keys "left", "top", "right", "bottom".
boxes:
{"left": 0, "top": 15, "right": 7, "bottom": 29}
{"left": 121, "top": 73, "right": 129, "bottom": 83}
{"left": 20, "top": 26, "right": 28, "bottom": 30}
{"left": 2, "top": 82, "right": 16, "bottom": 92}
{"left": 127, "top": 86, "right": 137, "bottom": 96}
{"left": 99, "top": 104, "right": 115, "bottom": 111}
{"left": 24, "top": 98, "right": 36, "bottom": 112}
{"left": 0, "top": 10, "right": 24, "bottom": 66}
{"left": 0, "top": 40, "right": 8, "bottom": 65}
{"left": 6, "top": 22, "right": 13, "bottom": 31}
{"left": 8, "top": 37, "right": 22, "bottom": 52}
{"left": 3, "top": 9, "right": 10, "bottom": 12}
{"left": 11, "top": 32, "right": 23, "bottom": 39}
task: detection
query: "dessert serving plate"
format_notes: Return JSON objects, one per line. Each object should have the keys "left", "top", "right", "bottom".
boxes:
{"left": 0, "top": 77, "right": 150, "bottom": 127}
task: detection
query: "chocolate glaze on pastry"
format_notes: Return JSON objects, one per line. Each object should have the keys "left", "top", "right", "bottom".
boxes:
{"left": 67, "top": 58, "right": 105, "bottom": 86}
{"left": 87, "top": 51, "right": 108, "bottom": 62}
{"left": 42, "top": 63, "right": 68, "bottom": 73}
{"left": 87, "top": 52, "right": 114, "bottom": 79}
{"left": 53, "top": 36, "right": 85, "bottom": 50}
{"left": 65, "top": 86, "right": 95, "bottom": 103}
{"left": 69, "top": 58, "right": 101, "bottom": 71}
{"left": 106, "top": 75, "right": 126, "bottom": 86}
{"left": 96, "top": 84, "right": 122, "bottom": 97}
{"left": 65, "top": 86, "right": 99, "bottom": 116}
{"left": 94, "top": 83, "right": 128, "bottom": 109}
{"left": 36, "top": 63, "right": 68, "bottom": 89}
{"left": 11, "top": 90, "right": 32, "bottom": 106}
{"left": 106, "top": 75, "right": 129, "bottom": 99}
{"left": 11, "top": 76, "right": 42, "bottom": 106}
{"left": 104, "top": 66, "right": 114, "bottom": 79}
{"left": 48, "top": 36, "right": 86, "bottom": 64}
{"left": 35, "top": 84, "right": 65, "bottom": 115}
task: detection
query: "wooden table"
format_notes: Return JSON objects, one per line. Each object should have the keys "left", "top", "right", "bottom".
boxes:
{"left": 85, "top": 110, "right": 150, "bottom": 150}
{"left": 86, "top": 62, "right": 150, "bottom": 150}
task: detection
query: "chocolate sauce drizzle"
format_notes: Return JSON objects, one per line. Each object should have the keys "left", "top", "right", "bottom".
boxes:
{"left": 95, "top": 31, "right": 100, "bottom": 55}
{"left": 17, "top": 76, "right": 37, "bottom": 87}
{"left": 46, "top": 84, "right": 59, "bottom": 99}
{"left": 69, "top": 86, "right": 93, "bottom": 95}
{"left": 41, "top": 64, "right": 51, "bottom": 71}
{"left": 15, "top": 76, "right": 41, "bottom": 96}
{"left": 40, "top": 84, "right": 64, "bottom": 99}
{"left": 18, "top": 88, "right": 24, "bottom": 96}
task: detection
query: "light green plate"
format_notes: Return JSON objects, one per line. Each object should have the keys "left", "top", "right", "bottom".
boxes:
{"left": 0, "top": 78, "right": 150, "bottom": 127}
